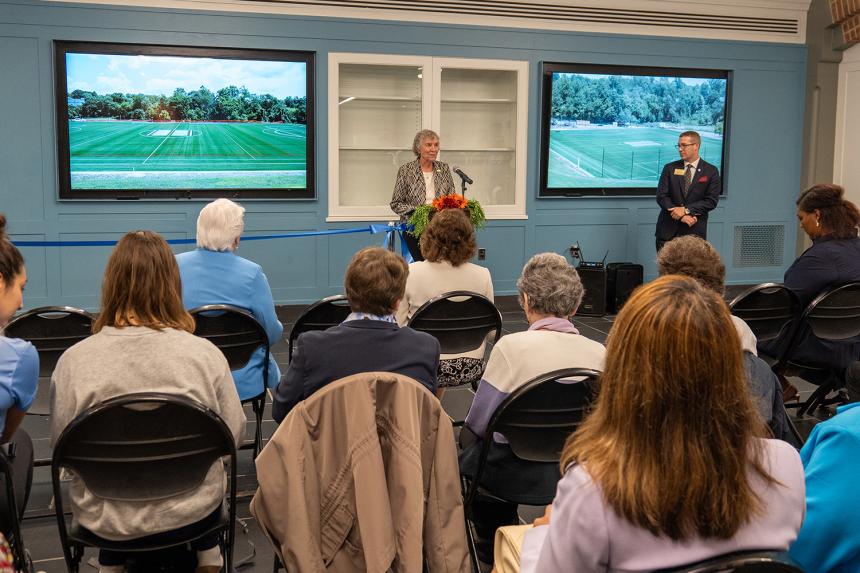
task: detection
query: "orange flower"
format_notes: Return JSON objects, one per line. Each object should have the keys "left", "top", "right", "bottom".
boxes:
{"left": 432, "top": 194, "right": 468, "bottom": 211}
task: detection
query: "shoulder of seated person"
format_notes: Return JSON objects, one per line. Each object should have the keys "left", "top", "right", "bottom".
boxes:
{"left": 0, "top": 336, "right": 37, "bottom": 357}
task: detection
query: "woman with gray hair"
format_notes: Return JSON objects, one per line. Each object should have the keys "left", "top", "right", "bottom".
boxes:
{"left": 175, "top": 198, "right": 283, "bottom": 402}
{"left": 458, "top": 252, "right": 606, "bottom": 566}
{"left": 390, "top": 129, "right": 456, "bottom": 261}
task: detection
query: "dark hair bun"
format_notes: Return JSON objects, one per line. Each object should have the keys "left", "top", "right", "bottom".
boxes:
{"left": 0, "top": 213, "right": 7, "bottom": 239}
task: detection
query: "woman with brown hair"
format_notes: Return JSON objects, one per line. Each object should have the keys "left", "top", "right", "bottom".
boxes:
{"left": 519, "top": 275, "right": 804, "bottom": 572}
{"left": 50, "top": 230, "right": 245, "bottom": 573}
{"left": 0, "top": 214, "right": 38, "bottom": 538}
{"left": 396, "top": 208, "right": 493, "bottom": 387}
{"left": 761, "top": 183, "right": 860, "bottom": 390}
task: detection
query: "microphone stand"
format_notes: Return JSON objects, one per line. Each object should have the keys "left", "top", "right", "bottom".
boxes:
{"left": 459, "top": 177, "right": 468, "bottom": 198}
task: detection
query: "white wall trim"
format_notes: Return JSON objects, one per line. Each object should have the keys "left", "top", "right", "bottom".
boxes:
{"left": 43, "top": 0, "right": 812, "bottom": 44}
{"left": 834, "top": 44, "right": 860, "bottom": 206}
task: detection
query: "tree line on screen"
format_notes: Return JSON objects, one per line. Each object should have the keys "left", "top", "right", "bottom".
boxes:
{"left": 551, "top": 74, "right": 726, "bottom": 132}
{"left": 67, "top": 86, "right": 307, "bottom": 124}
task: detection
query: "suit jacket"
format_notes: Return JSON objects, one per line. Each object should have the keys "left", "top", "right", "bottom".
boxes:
{"left": 390, "top": 159, "right": 456, "bottom": 221}
{"left": 271, "top": 319, "right": 440, "bottom": 423}
{"left": 251, "top": 372, "right": 469, "bottom": 573}
{"left": 655, "top": 158, "right": 721, "bottom": 240}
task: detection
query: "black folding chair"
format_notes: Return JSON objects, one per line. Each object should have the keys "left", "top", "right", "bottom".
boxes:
{"left": 777, "top": 282, "right": 860, "bottom": 416}
{"left": 5, "top": 306, "right": 94, "bottom": 467}
{"left": 408, "top": 290, "right": 501, "bottom": 387}
{"left": 190, "top": 304, "right": 270, "bottom": 458}
{"left": 729, "top": 284, "right": 801, "bottom": 364}
{"left": 4, "top": 306, "right": 94, "bottom": 377}
{"left": 460, "top": 367, "right": 601, "bottom": 572}
{"left": 51, "top": 392, "right": 237, "bottom": 573}
{"left": 654, "top": 550, "right": 804, "bottom": 572}
{"left": 287, "top": 295, "right": 351, "bottom": 363}
{"left": 0, "top": 450, "right": 31, "bottom": 572}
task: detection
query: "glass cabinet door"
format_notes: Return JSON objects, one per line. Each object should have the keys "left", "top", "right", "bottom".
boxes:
{"left": 328, "top": 54, "right": 526, "bottom": 221}
{"left": 435, "top": 59, "right": 527, "bottom": 218}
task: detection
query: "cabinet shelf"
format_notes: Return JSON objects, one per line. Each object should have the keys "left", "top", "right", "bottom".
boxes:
{"left": 339, "top": 95, "right": 422, "bottom": 103}
{"left": 441, "top": 98, "right": 516, "bottom": 104}
{"left": 340, "top": 146, "right": 412, "bottom": 151}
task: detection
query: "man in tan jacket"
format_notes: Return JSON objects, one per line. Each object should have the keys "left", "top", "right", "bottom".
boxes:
{"left": 251, "top": 371, "right": 469, "bottom": 572}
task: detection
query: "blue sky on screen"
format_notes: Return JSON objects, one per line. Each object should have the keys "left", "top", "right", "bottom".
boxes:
{"left": 558, "top": 73, "right": 723, "bottom": 87}
{"left": 66, "top": 53, "right": 306, "bottom": 98}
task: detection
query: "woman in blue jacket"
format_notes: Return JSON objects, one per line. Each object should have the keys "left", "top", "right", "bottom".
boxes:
{"left": 0, "top": 213, "right": 38, "bottom": 535}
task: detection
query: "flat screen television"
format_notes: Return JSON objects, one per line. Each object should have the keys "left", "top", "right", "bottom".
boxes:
{"left": 54, "top": 41, "right": 314, "bottom": 200}
{"left": 539, "top": 62, "right": 730, "bottom": 197}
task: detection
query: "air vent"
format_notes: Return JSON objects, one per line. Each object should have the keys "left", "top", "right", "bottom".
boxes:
{"left": 733, "top": 224, "right": 785, "bottom": 268}
{"left": 247, "top": 0, "right": 800, "bottom": 36}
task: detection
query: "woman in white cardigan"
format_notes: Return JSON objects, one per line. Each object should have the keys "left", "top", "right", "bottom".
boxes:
{"left": 396, "top": 208, "right": 493, "bottom": 387}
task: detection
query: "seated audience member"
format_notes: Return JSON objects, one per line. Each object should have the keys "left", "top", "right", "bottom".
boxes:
{"left": 789, "top": 401, "right": 860, "bottom": 573}
{"left": 272, "top": 247, "right": 440, "bottom": 423}
{"left": 0, "top": 215, "right": 38, "bottom": 537}
{"left": 176, "top": 198, "right": 283, "bottom": 401}
{"left": 396, "top": 208, "right": 493, "bottom": 387}
{"left": 50, "top": 231, "right": 245, "bottom": 573}
{"left": 656, "top": 235, "right": 797, "bottom": 445}
{"left": 458, "top": 252, "right": 605, "bottom": 565}
{"left": 517, "top": 276, "right": 804, "bottom": 573}
{"left": 760, "top": 184, "right": 860, "bottom": 388}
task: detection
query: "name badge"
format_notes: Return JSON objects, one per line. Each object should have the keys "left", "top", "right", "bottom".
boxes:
{"left": 673, "top": 168, "right": 685, "bottom": 176}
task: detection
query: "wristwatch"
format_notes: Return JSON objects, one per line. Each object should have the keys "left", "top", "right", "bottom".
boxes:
{"left": 684, "top": 208, "right": 691, "bottom": 216}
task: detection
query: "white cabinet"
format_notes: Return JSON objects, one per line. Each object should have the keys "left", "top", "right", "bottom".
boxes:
{"left": 328, "top": 53, "right": 528, "bottom": 221}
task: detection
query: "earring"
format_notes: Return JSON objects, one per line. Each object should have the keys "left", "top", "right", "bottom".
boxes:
{"left": 816, "top": 219, "right": 820, "bottom": 228}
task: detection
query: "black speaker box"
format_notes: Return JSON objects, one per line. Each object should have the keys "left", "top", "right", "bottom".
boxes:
{"left": 577, "top": 266, "right": 607, "bottom": 316}
{"left": 606, "top": 262, "right": 644, "bottom": 314}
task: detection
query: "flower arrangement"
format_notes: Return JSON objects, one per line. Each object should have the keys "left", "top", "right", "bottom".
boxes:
{"left": 408, "top": 194, "right": 486, "bottom": 238}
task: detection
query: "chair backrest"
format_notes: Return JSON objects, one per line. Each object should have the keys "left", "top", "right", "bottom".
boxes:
{"left": 190, "top": 304, "right": 269, "bottom": 371}
{"left": 0, "top": 451, "right": 28, "bottom": 572}
{"left": 51, "top": 392, "right": 236, "bottom": 503}
{"left": 728, "top": 284, "right": 801, "bottom": 345}
{"left": 407, "top": 291, "right": 502, "bottom": 354}
{"left": 654, "top": 550, "right": 804, "bottom": 573}
{"left": 288, "top": 295, "right": 352, "bottom": 361}
{"left": 464, "top": 368, "right": 600, "bottom": 507}
{"left": 801, "top": 282, "right": 860, "bottom": 341}
{"left": 4, "top": 306, "right": 94, "bottom": 377}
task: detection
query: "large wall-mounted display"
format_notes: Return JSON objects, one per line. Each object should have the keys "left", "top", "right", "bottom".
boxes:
{"left": 539, "top": 62, "right": 731, "bottom": 197}
{"left": 54, "top": 41, "right": 314, "bottom": 200}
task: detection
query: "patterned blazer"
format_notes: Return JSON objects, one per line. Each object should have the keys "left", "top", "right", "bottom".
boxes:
{"left": 390, "top": 159, "right": 456, "bottom": 221}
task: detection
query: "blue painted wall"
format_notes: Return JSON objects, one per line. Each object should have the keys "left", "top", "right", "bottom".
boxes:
{"left": 0, "top": 0, "right": 807, "bottom": 309}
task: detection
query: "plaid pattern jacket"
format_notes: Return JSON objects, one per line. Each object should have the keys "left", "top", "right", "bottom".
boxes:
{"left": 390, "top": 159, "right": 456, "bottom": 221}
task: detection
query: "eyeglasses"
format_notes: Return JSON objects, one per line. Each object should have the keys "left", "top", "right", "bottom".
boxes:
{"left": 676, "top": 143, "right": 698, "bottom": 149}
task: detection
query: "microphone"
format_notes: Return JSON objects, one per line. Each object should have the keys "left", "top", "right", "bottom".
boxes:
{"left": 452, "top": 166, "right": 473, "bottom": 185}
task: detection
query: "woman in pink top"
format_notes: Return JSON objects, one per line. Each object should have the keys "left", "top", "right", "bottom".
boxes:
{"left": 521, "top": 275, "right": 805, "bottom": 573}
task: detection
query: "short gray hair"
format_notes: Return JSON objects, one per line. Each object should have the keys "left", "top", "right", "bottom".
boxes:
{"left": 196, "top": 198, "right": 245, "bottom": 251}
{"left": 412, "top": 129, "right": 439, "bottom": 157}
{"left": 516, "top": 252, "right": 584, "bottom": 318}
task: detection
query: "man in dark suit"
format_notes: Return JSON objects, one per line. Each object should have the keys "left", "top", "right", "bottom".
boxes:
{"left": 655, "top": 130, "right": 722, "bottom": 251}
{"left": 272, "top": 247, "right": 440, "bottom": 423}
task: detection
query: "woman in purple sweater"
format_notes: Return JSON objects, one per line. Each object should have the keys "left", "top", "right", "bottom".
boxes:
{"left": 520, "top": 275, "right": 805, "bottom": 573}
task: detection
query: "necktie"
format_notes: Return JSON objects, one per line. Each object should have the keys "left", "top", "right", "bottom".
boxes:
{"left": 684, "top": 164, "right": 693, "bottom": 196}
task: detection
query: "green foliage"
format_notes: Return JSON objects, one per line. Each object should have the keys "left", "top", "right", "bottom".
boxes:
{"left": 466, "top": 199, "right": 486, "bottom": 230}
{"left": 551, "top": 73, "right": 726, "bottom": 128}
{"left": 67, "top": 86, "right": 307, "bottom": 124}
{"left": 407, "top": 200, "right": 487, "bottom": 238}
{"left": 408, "top": 205, "right": 434, "bottom": 238}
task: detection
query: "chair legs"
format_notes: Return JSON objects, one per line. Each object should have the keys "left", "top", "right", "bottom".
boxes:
{"left": 252, "top": 394, "right": 265, "bottom": 458}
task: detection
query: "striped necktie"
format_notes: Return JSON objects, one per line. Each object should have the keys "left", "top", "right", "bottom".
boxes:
{"left": 684, "top": 164, "right": 694, "bottom": 196}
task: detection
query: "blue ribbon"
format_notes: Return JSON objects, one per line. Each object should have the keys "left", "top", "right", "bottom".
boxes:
{"left": 13, "top": 224, "right": 412, "bottom": 248}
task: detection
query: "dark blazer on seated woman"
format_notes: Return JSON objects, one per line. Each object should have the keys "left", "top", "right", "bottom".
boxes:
{"left": 271, "top": 318, "right": 440, "bottom": 423}
{"left": 760, "top": 235, "right": 860, "bottom": 368}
